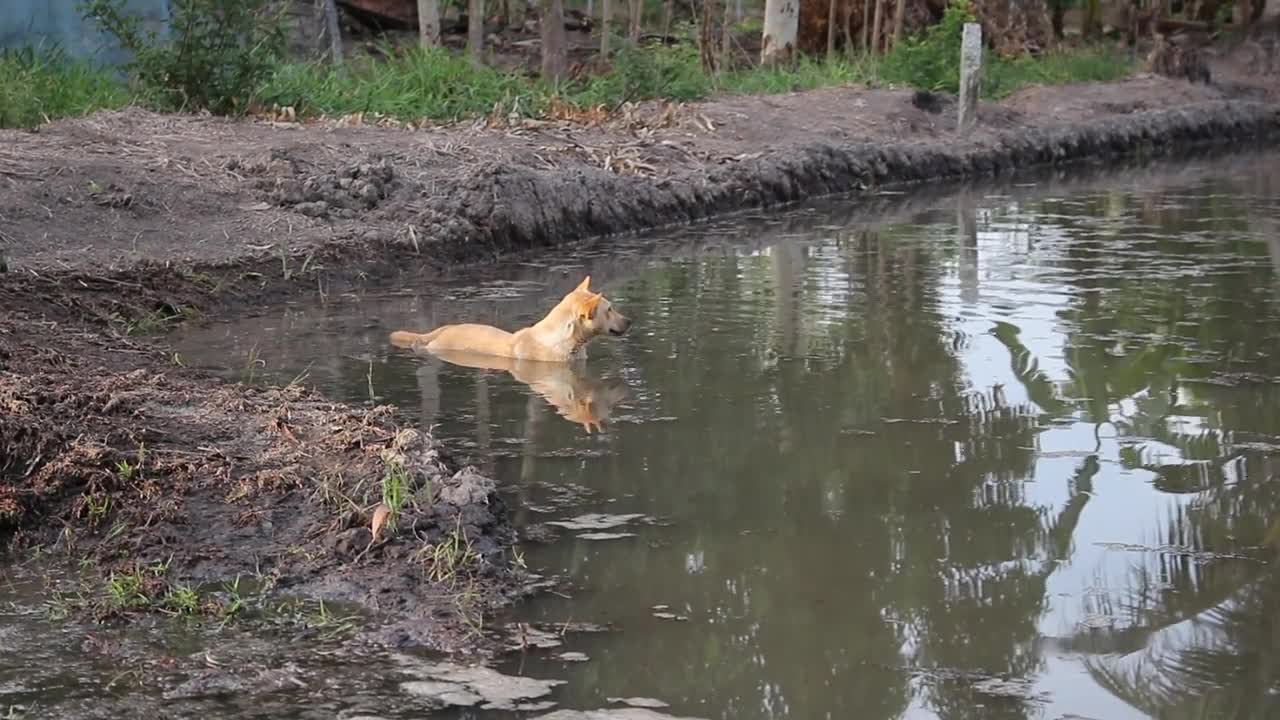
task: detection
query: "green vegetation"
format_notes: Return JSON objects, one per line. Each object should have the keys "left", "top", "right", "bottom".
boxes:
{"left": 0, "top": 0, "right": 1134, "bottom": 130}
{"left": 81, "top": 0, "right": 285, "bottom": 114}
{"left": 380, "top": 454, "right": 411, "bottom": 529}
{"left": 882, "top": 0, "right": 1131, "bottom": 97}
{"left": 0, "top": 48, "right": 129, "bottom": 129}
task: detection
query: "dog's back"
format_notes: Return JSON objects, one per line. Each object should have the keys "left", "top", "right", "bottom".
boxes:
{"left": 389, "top": 324, "right": 515, "bottom": 355}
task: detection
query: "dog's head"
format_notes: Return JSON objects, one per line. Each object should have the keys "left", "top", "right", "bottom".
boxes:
{"left": 567, "top": 276, "right": 631, "bottom": 339}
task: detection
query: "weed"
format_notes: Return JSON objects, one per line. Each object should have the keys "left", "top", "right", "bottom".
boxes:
{"left": 380, "top": 456, "right": 410, "bottom": 531}
{"left": 83, "top": 494, "right": 111, "bottom": 526}
{"left": 108, "top": 308, "right": 181, "bottom": 337}
{"left": 104, "top": 569, "right": 149, "bottom": 610}
{"left": 220, "top": 576, "right": 246, "bottom": 619}
{"left": 305, "top": 599, "right": 358, "bottom": 640}
{"left": 418, "top": 515, "right": 481, "bottom": 586}
{"left": 454, "top": 580, "right": 486, "bottom": 638}
{"left": 114, "top": 459, "right": 135, "bottom": 482}
{"left": 243, "top": 345, "right": 265, "bottom": 384}
{"left": 0, "top": 46, "right": 128, "bottom": 129}
{"left": 160, "top": 584, "right": 201, "bottom": 615}
{"left": 81, "top": 0, "right": 286, "bottom": 114}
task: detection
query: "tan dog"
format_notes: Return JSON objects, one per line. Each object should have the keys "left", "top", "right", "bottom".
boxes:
{"left": 389, "top": 276, "right": 631, "bottom": 362}
{"left": 424, "top": 348, "right": 627, "bottom": 433}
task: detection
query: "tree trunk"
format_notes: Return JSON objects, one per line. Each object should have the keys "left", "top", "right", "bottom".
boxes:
{"left": 542, "top": 0, "right": 568, "bottom": 82}
{"left": 629, "top": 0, "right": 643, "bottom": 41}
{"left": 861, "top": 0, "right": 872, "bottom": 52}
{"left": 841, "top": 0, "right": 853, "bottom": 51}
{"left": 321, "top": 0, "right": 343, "bottom": 64}
{"left": 417, "top": 0, "right": 441, "bottom": 45}
{"left": 870, "top": 0, "right": 884, "bottom": 53}
{"left": 602, "top": 0, "right": 613, "bottom": 55}
{"left": 826, "top": 0, "right": 837, "bottom": 56}
{"left": 761, "top": 0, "right": 799, "bottom": 64}
{"left": 891, "top": 0, "right": 905, "bottom": 48}
{"left": 662, "top": 0, "right": 674, "bottom": 36}
{"left": 720, "top": 0, "right": 733, "bottom": 67}
{"left": 1050, "top": 0, "right": 1064, "bottom": 40}
{"left": 468, "top": 0, "right": 485, "bottom": 62}
{"left": 700, "top": 0, "right": 725, "bottom": 72}
{"left": 1083, "top": 0, "right": 1100, "bottom": 38}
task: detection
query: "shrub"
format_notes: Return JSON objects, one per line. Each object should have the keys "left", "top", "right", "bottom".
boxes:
{"left": 80, "top": 0, "right": 286, "bottom": 114}
{"left": 879, "top": 0, "right": 975, "bottom": 93}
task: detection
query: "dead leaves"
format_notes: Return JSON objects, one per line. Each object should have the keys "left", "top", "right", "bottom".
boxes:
{"left": 371, "top": 502, "right": 391, "bottom": 542}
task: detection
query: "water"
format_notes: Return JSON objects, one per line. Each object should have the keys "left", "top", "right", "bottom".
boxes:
{"left": 17, "top": 152, "right": 1280, "bottom": 719}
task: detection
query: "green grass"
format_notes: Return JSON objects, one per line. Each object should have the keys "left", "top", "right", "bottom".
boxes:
{"left": 2, "top": 36, "right": 1135, "bottom": 130}
{"left": 983, "top": 48, "right": 1134, "bottom": 98}
{"left": 0, "top": 48, "right": 130, "bottom": 129}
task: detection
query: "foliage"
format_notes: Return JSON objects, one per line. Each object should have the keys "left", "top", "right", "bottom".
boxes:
{"left": 260, "top": 45, "right": 540, "bottom": 121}
{"left": 80, "top": 0, "right": 286, "bottom": 114}
{"left": 983, "top": 48, "right": 1133, "bottom": 98}
{"left": 569, "top": 43, "right": 712, "bottom": 106}
{"left": 0, "top": 47, "right": 129, "bottom": 129}
{"left": 879, "top": 0, "right": 975, "bottom": 93}
{"left": 12, "top": 1, "right": 1132, "bottom": 128}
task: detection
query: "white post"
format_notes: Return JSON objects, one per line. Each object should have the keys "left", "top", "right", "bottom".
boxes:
{"left": 957, "top": 22, "right": 982, "bottom": 134}
{"left": 418, "top": 0, "right": 441, "bottom": 46}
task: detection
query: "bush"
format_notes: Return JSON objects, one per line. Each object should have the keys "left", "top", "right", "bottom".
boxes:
{"left": 0, "top": 47, "right": 129, "bottom": 129}
{"left": 879, "top": 0, "right": 975, "bottom": 93}
{"left": 80, "top": 0, "right": 286, "bottom": 114}
{"left": 570, "top": 43, "right": 712, "bottom": 107}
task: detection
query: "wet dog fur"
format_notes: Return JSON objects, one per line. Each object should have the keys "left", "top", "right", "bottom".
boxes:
{"left": 388, "top": 276, "right": 632, "bottom": 363}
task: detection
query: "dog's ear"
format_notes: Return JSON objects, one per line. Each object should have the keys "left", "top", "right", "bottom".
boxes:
{"left": 575, "top": 276, "right": 592, "bottom": 293}
{"left": 577, "top": 292, "right": 602, "bottom": 319}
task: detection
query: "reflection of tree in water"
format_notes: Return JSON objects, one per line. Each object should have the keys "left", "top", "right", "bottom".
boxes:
{"left": 1014, "top": 177, "right": 1280, "bottom": 717}
{"left": 572, "top": 223, "right": 1095, "bottom": 719}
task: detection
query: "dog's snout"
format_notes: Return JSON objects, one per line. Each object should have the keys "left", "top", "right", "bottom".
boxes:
{"left": 611, "top": 314, "right": 632, "bottom": 336}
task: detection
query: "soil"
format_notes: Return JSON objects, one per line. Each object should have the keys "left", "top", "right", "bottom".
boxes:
{"left": 1, "top": 36, "right": 1279, "bottom": 655}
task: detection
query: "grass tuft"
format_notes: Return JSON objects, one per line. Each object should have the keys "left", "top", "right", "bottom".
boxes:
{"left": 0, "top": 47, "right": 130, "bottom": 129}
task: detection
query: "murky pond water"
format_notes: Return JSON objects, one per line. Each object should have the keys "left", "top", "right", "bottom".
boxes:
{"left": 11, "top": 151, "right": 1280, "bottom": 719}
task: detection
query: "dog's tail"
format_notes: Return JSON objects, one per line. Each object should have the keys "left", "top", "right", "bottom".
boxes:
{"left": 389, "top": 326, "right": 447, "bottom": 349}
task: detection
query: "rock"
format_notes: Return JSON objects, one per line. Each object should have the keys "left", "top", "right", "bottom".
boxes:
{"left": 546, "top": 513, "right": 647, "bottom": 531}
{"left": 577, "top": 532, "right": 637, "bottom": 541}
{"left": 608, "top": 697, "right": 671, "bottom": 709}
{"left": 439, "top": 467, "right": 496, "bottom": 507}
{"left": 295, "top": 201, "right": 329, "bottom": 218}
{"left": 399, "top": 661, "right": 565, "bottom": 711}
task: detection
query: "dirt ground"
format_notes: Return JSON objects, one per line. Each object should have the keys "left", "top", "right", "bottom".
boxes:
{"left": 1, "top": 38, "right": 1279, "bottom": 653}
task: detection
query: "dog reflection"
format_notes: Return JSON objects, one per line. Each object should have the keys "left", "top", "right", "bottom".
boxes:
{"left": 418, "top": 348, "right": 627, "bottom": 434}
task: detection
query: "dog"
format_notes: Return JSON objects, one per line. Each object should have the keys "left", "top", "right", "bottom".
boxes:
{"left": 423, "top": 348, "right": 628, "bottom": 433}
{"left": 388, "top": 276, "right": 631, "bottom": 363}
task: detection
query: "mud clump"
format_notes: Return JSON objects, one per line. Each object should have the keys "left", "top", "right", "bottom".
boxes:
{"left": 257, "top": 156, "right": 398, "bottom": 219}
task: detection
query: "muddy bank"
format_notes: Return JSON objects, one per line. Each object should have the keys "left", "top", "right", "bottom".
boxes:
{"left": 0, "top": 307, "right": 523, "bottom": 653}
{"left": 2, "top": 77, "right": 1279, "bottom": 327}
